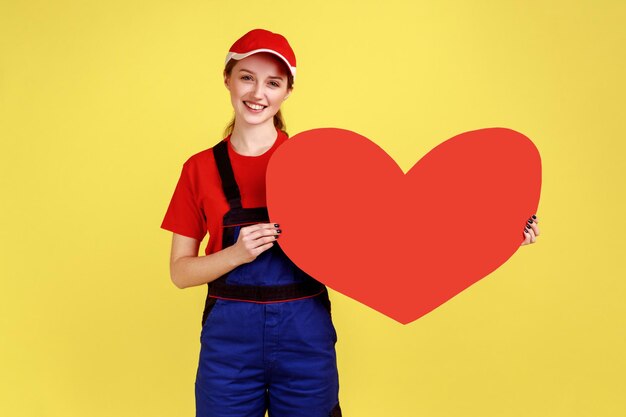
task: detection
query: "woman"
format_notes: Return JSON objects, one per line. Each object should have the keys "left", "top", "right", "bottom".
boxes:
{"left": 161, "top": 29, "right": 342, "bottom": 417}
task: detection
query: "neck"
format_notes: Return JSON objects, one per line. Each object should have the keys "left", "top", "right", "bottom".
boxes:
{"left": 230, "top": 121, "right": 278, "bottom": 156}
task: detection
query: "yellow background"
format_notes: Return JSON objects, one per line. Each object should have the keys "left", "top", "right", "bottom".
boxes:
{"left": 2, "top": 1, "right": 625, "bottom": 416}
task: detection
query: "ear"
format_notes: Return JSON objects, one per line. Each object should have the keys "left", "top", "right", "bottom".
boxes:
{"left": 283, "top": 87, "right": 293, "bottom": 100}
{"left": 224, "top": 71, "right": 230, "bottom": 90}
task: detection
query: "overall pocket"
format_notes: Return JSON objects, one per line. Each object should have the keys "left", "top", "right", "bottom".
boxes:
{"left": 315, "top": 294, "right": 338, "bottom": 344}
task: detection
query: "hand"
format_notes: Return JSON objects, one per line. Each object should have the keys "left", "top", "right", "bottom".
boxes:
{"left": 231, "top": 222, "right": 282, "bottom": 264}
{"left": 521, "top": 214, "right": 540, "bottom": 246}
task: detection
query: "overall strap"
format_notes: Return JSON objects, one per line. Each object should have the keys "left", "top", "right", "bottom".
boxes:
{"left": 200, "top": 138, "right": 328, "bottom": 327}
{"left": 213, "top": 139, "right": 242, "bottom": 209}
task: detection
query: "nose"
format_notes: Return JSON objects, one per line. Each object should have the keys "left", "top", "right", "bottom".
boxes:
{"left": 251, "top": 82, "right": 265, "bottom": 100}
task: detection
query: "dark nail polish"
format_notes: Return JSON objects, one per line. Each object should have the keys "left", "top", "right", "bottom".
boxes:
{"left": 532, "top": 215, "right": 536, "bottom": 219}
{"left": 274, "top": 223, "right": 280, "bottom": 227}
{"left": 524, "top": 229, "right": 529, "bottom": 233}
{"left": 275, "top": 235, "right": 280, "bottom": 239}
{"left": 527, "top": 219, "right": 533, "bottom": 223}
{"left": 276, "top": 229, "right": 282, "bottom": 234}
{"left": 526, "top": 224, "right": 531, "bottom": 229}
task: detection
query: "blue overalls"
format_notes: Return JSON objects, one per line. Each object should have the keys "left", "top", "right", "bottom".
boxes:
{"left": 195, "top": 139, "right": 342, "bottom": 417}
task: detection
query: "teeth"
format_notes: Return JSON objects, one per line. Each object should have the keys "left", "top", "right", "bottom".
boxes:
{"left": 245, "top": 101, "right": 265, "bottom": 110}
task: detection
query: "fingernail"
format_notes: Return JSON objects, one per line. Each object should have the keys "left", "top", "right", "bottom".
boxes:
{"left": 275, "top": 235, "right": 280, "bottom": 239}
{"left": 526, "top": 224, "right": 531, "bottom": 229}
{"left": 524, "top": 229, "right": 529, "bottom": 233}
{"left": 274, "top": 224, "right": 280, "bottom": 227}
{"left": 527, "top": 219, "right": 533, "bottom": 224}
{"left": 276, "top": 229, "right": 282, "bottom": 234}
{"left": 532, "top": 215, "right": 536, "bottom": 219}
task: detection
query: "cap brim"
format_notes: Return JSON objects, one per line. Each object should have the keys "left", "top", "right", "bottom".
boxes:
{"left": 225, "top": 49, "right": 296, "bottom": 78}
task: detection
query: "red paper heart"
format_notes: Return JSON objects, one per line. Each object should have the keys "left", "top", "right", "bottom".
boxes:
{"left": 266, "top": 128, "right": 541, "bottom": 324}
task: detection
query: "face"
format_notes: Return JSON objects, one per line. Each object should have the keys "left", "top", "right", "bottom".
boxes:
{"left": 224, "top": 52, "right": 292, "bottom": 128}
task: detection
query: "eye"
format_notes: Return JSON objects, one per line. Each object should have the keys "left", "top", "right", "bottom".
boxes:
{"left": 269, "top": 81, "right": 280, "bottom": 87}
{"left": 241, "top": 75, "right": 253, "bottom": 81}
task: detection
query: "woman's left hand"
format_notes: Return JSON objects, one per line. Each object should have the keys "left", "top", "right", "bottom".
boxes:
{"left": 521, "top": 214, "right": 540, "bottom": 246}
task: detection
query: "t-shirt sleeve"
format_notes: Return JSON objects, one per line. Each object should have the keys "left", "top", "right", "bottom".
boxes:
{"left": 160, "top": 160, "right": 207, "bottom": 241}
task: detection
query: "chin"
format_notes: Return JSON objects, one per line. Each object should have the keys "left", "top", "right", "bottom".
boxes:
{"left": 239, "top": 111, "right": 277, "bottom": 126}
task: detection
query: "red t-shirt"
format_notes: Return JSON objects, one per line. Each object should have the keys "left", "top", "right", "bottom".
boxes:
{"left": 161, "top": 127, "right": 288, "bottom": 255}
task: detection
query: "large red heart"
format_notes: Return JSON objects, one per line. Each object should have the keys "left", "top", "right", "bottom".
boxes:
{"left": 266, "top": 128, "right": 541, "bottom": 324}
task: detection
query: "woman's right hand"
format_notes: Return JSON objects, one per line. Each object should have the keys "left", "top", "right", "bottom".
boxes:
{"left": 230, "top": 223, "right": 282, "bottom": 265}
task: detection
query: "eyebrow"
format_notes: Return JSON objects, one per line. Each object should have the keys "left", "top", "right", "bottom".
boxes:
{"left": 239, "top": 68, "right": 285, "bottom": 80}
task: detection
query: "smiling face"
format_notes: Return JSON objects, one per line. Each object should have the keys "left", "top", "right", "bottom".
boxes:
{"left": 224, "top": 52, "right": 293, "bottom": 129}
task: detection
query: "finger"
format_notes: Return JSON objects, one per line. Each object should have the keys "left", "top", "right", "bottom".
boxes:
{"left": 525, "top": 216, "right": 540, "bottom": 236}
{"left": 526, "top": 224, "right": 536, "bottom": 243}
{"left": 240, "top": 222, "right": 280, "bottom": 236}
{"left": 251, "top": 241, "right": 274, "bottom": 256}
{"left": 530, "top": 214, "right": 539, "bottom": 224}
{"left": 246, "top": 227, "right": 281, "bottom": 242}
{"left": 246, "top": 232, "right": 280, "bottom": 249}
{"left": 521, "top": 228, "right": 531, "bottom": 245}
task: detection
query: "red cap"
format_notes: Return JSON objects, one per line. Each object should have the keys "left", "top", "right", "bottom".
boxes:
{"left": 225, "top": 28, "right": 296, "bottom": 79}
